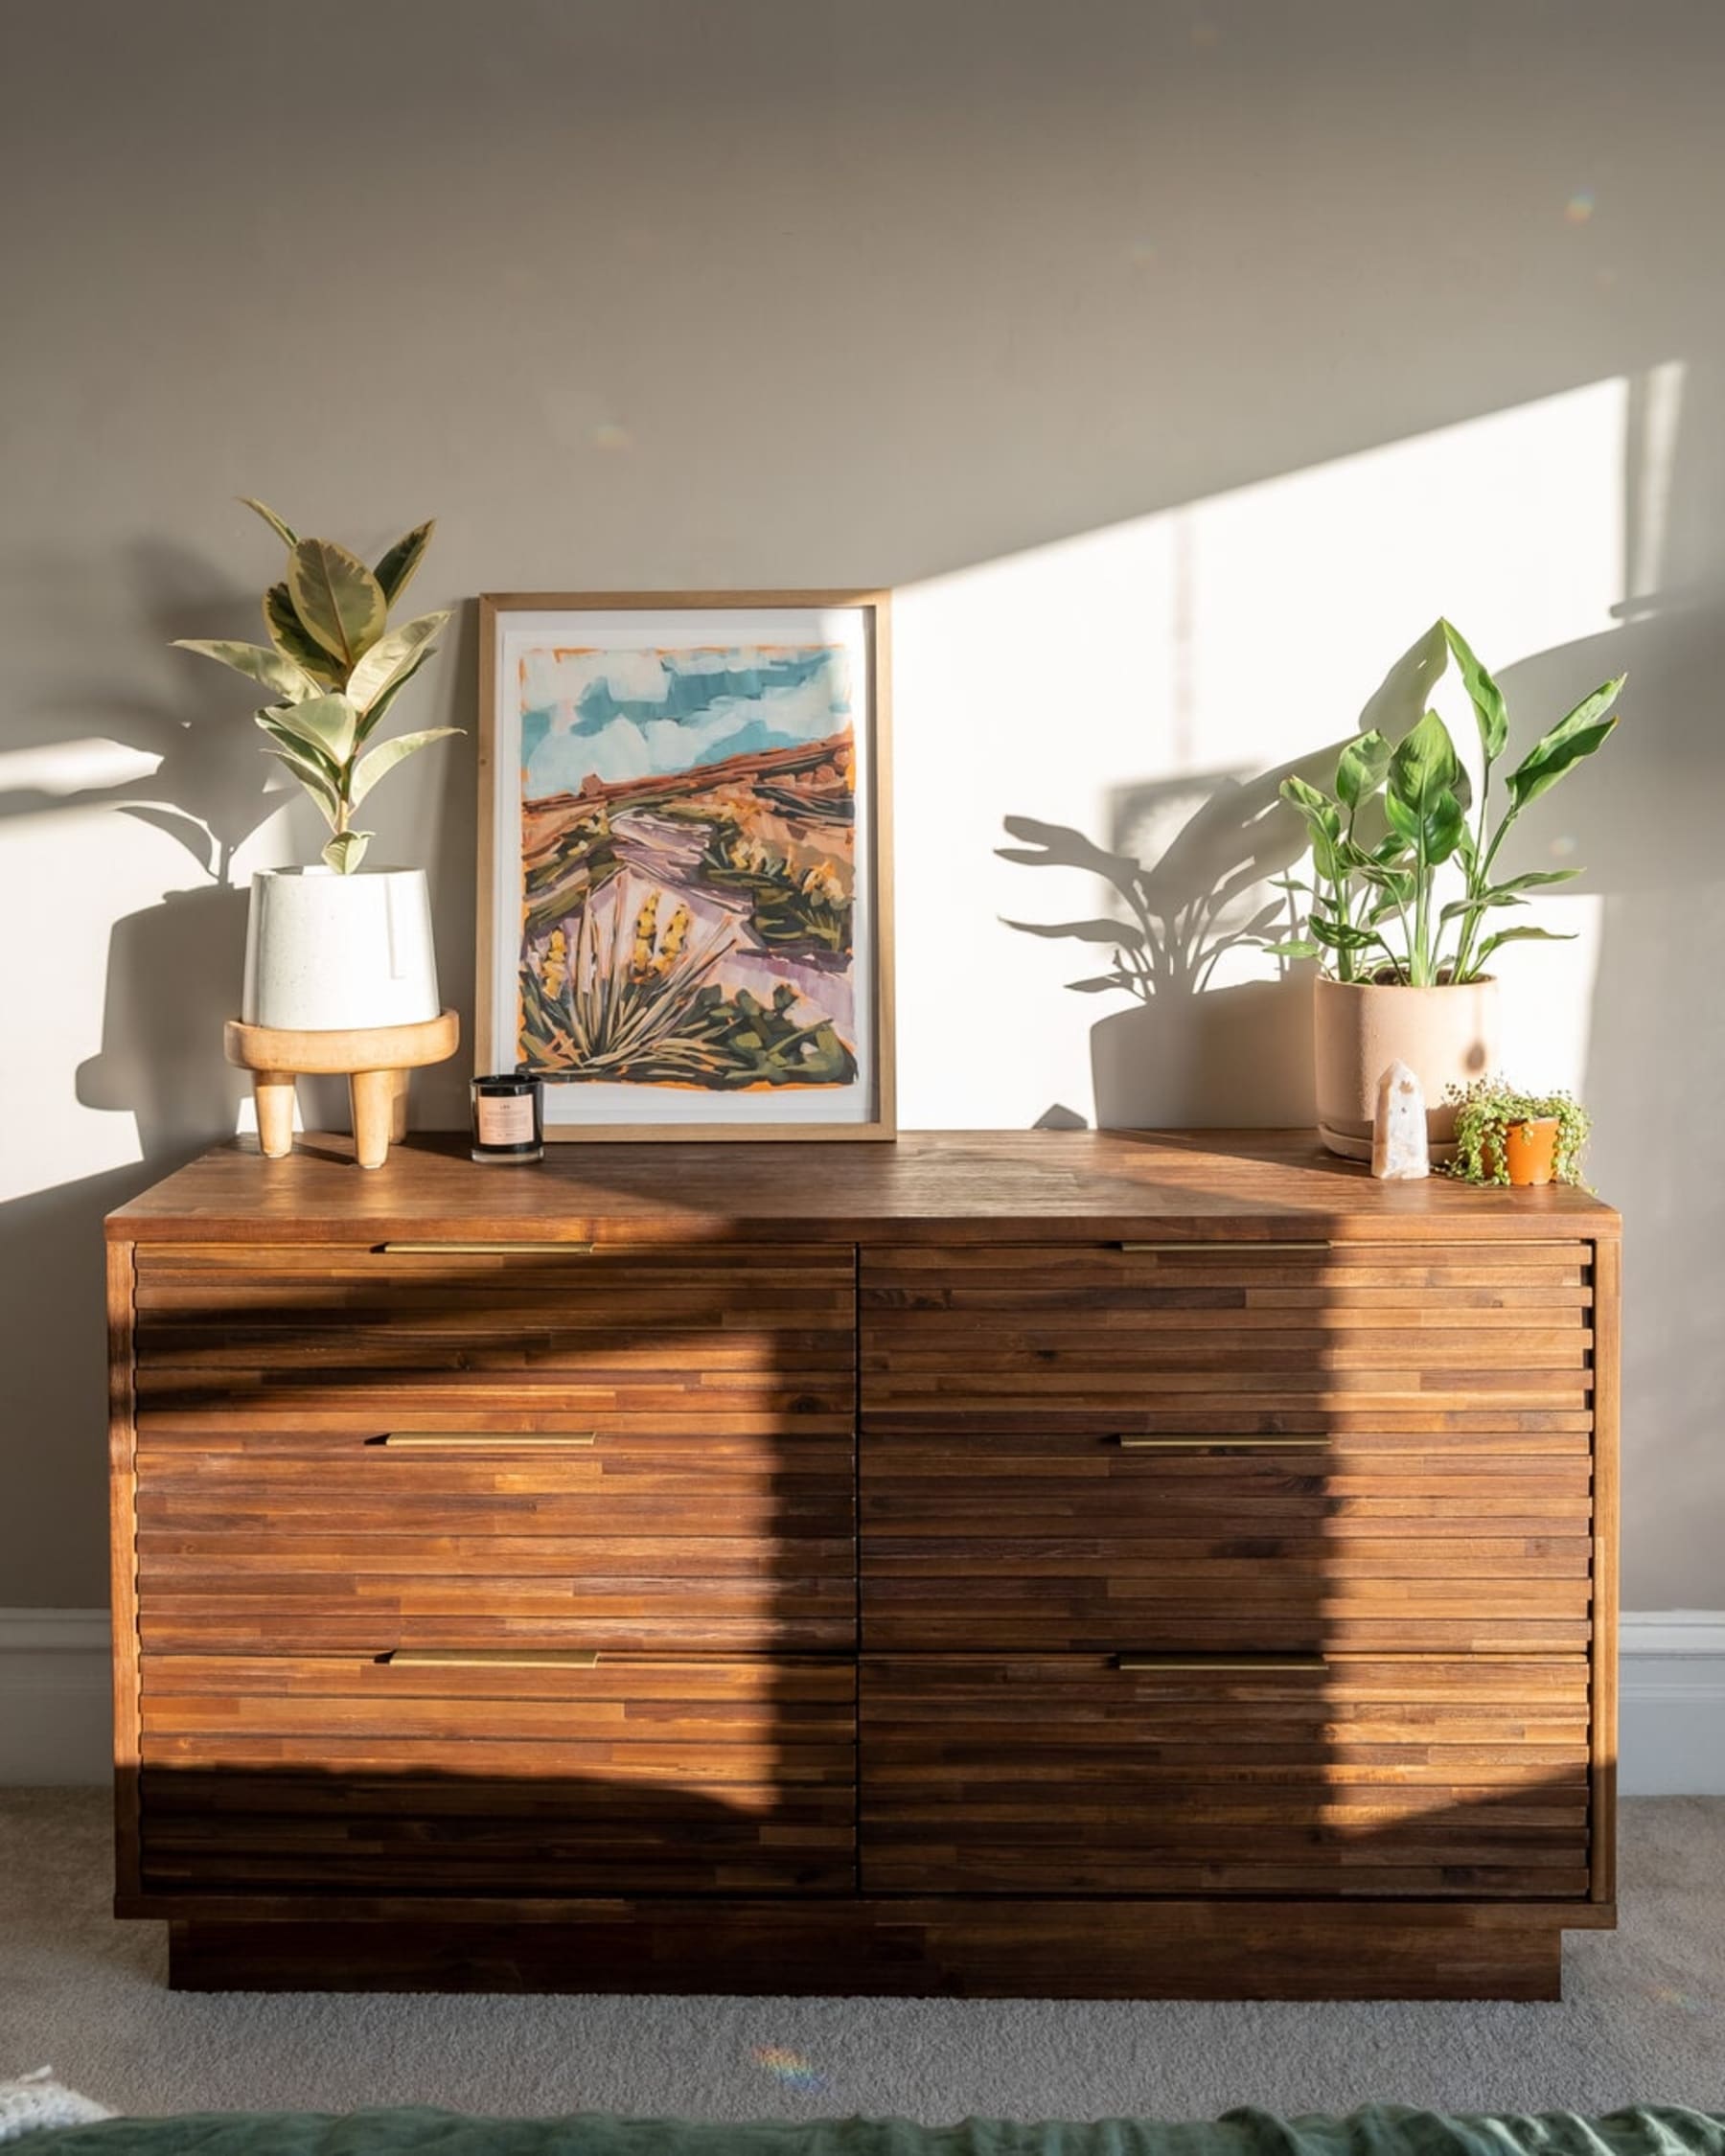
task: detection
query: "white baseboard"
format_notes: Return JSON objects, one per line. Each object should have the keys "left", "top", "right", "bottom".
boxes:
{"left": 1619, "top": 1609, "right": 1725, "bottom": 1795}
{"left": 4, "top": 1608, "right": 1723, "bottom": 1793}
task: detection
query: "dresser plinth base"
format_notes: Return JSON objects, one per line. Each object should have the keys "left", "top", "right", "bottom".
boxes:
{"left": 167, "top": 1900, "right": 1603, "bottom": 2001}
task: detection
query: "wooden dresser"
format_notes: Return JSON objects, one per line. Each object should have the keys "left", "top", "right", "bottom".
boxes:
{"left": 104, "top": 1130, "right": 1619, "bottom": 1999}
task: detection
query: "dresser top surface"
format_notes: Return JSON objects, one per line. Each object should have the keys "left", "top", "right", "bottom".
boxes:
{"left": 105, "top": 1130, "right": 1618, "bottom": 1244}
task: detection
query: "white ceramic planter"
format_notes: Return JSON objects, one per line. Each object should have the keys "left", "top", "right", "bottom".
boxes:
{"left": 242, "top": 866, "right": 440, "bottom": 1032}
{"left": 1314, "top": 975, "right": 1499, "bottom": 1161}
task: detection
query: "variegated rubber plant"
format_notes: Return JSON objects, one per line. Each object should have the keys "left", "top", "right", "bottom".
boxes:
{"left": 171, "top": 499, "right": 459, "bottom": 873}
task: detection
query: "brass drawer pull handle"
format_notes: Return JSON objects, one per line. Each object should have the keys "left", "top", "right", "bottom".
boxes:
{"left": 1116, "top": 1435, "right": 1319, "bottom": 1451}
{"left": 1116, "top": 1240, "right": 1331, "bottom": 1253}
{"left": 385, "top": 1648, "right": 599, "bottom": 1669}
{"left": 1115, "top": 1654, "right": 1329, "bottom": 1673}
{"left": 379, "top": 1432, "right": 597, "bottom": 1449}
{"left": 380, "top": 1241, "right": 596, "bottom": 1255}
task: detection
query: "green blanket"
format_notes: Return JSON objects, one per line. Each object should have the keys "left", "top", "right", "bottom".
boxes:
{"left": 26, "top": 2106, "right": 1725, "bottom": 2156}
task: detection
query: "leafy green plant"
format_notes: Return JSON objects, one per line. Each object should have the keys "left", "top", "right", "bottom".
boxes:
{"left": 1274, "top": 620, "right": 1624, "bottom": 986}
{"left": 170, "top": 498, "right": 460, "bottom": 873}
{"left": 1446, "top": 1077, "right": 1593, "bottom": 1186}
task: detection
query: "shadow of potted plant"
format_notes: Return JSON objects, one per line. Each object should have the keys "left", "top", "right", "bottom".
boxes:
{"left": 999, "top": 745, "right": 1342, "bottom": 1128}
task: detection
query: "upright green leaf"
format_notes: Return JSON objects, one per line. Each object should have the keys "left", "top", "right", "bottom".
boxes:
{"left": 1507, "top": 677, "right": 1625, "bottom": 811}
{"left": 1335, "top": 729, "right": 1392, "bottom": 811}
{"left": 264, "top": 583, "right": 341, "bottom": 683}
{"left": 172, "top": 637, "right": 319, "bottom": 700}
{"left": 1388, "top": 709, "right": 1462, "bottom": 823}
{"left": 239, "top": 497, "right": 299, "bottom": 548}
{"left": 322, "top": 830, "right": 374, "bottom": 874}
{"left": 1441, "top": 619, "right": 1508, "bottom": 761}
{"left": 350, "top": 726, "right": 463, "bottom": 808}
{"left": 346, "top": 610, "right": 450, "bottom": 714}
{"left": 374, "top": 519, "right": 435, "bottom": 607}
{"left": 1358, "top": 620, "right": 1449, "bottom": 743}
{"left": 288, "top": 539, "right": 387, "bottom": 671}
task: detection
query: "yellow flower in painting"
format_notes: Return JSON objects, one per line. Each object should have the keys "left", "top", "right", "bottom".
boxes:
{"left": 801, "top": 860, "right": 845, "bottom": 906}
{"left": 630, "top": 893, "right": 660, "bottom": 981}
{"left": 540, "top": 927, "right": 568, "bottom": 999}
{"left": 653, "top": 905, "right": 692, "bottom": 975}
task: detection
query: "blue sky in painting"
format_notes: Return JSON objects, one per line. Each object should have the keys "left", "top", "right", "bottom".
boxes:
{"left": 520, "top": 644, "right": 850, "bottom": 797}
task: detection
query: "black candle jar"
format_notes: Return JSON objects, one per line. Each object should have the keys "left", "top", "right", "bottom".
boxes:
{"left": 470, "top": 1072, "right": 544, "bottom": 1163}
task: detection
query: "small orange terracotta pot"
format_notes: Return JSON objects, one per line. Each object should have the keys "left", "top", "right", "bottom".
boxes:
{"left": 1496, "top": 1117, "right": 1561, "bottom": 1187}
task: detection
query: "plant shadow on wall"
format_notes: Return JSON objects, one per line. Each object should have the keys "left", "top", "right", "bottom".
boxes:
{"left": 999, "top": 744, "right": 1346, "bottom": 1129}
{"left": 0, "top": 539, "right": 294, "bottom": 1159}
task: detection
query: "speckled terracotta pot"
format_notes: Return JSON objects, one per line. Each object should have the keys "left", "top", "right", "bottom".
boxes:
{"left": 1314, "top": 975, "right": 1499, "bottom": 1162}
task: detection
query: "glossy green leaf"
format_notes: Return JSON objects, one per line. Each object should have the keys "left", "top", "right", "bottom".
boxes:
{"left": 350, "top": 725, "right": 462, "bottom": 809}
{"left": 1442, "top": 618, "right": 1508, "bottom": 761}
{"left": 239, "top": 496, "right": 299, "bottom": 548}
{"left": 254, "top": 709, "right": 341, "bottom": 782}
{"left": 1335, "top": 729, "right": 1392, "bottom": 811}
{"left": 1425, "top": 786, "right": 1469, "bottom": 866}
{"left": 1474, "top": 923, "right": 1577, "bottom": 968}
{"left": 354, "top": 649, "right": 434, "bottom": 745}
{"left": 1388, "top": 708, "right": 1462, "bottom": 822}
{"left": 322, "top": 829, "right": 374, "bottom": 874}
{"left": 264, "top": 583, "right": 341, "bottom": 683}
{"left": 288, "top": 538, "right": 387, "bottom": 671}
{"left": 1264, "top": 938, "right": 1322, "bottom": 960}
{"left": 262, "top": 692, "right": 359, "bottom": 766}
{"left": 374, "top": 518, "right": 435, "bottom": 608}
{"left": 172, "top": 637, "right": 318, "bottom": 700}
{"left": 260, "top": 746, "right": 340, "bottom": 829}
{"left": 1507, "top": 677, "right": 1625, "bottom": 811}
{"left": 346, "top": 610, "right": 450, "bottom": 715}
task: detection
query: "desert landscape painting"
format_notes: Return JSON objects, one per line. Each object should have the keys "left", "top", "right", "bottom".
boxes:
{"left": 511, "top": 639, "right": 863, "bottom": 1096}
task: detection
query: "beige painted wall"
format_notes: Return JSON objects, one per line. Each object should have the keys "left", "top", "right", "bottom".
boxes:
{"left": 2, "top": 0, "right": 1721, "bottom": 1608}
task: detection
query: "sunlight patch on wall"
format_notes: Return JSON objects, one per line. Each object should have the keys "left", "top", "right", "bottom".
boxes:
{"left": 892, "top": 378, "right": 1633, "bottom": 1131}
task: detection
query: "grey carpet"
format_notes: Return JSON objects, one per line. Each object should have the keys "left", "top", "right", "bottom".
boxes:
{"left": 1, "top": 1791, "right": 1720, "bottom": 2126}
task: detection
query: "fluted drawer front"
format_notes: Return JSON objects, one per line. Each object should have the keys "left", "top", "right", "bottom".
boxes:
{"left": 861, "top": 1654, "right": 1591, "bottom": 1898}
{"left": 135, "top": 1428, "right": 855, "bottom": 1652}
{"left": 134, "top": 1243, "right": 856, "bottom": 1435}
{"left": 862, "top": 1431, "right": 1592, "bottom": 1653}
{"left": 139, "top": 1652, "right": 855, "bottom": 1896}
{"left": 862, "top": 1243, "right": 1593, "bottom": 1432}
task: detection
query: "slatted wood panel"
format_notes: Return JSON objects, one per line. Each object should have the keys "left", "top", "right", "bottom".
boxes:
{"left": 863, "top": 1433, "right": 1592, "bottom": 1653}
{"left": 134, "top": 1426, "right": 855, "bottom": 1651}
{"left": 862, "top": 1243, "right": 1594, "bottom": 1432}
{"left": 134, "top": 1244, "right": 856, "bottom": 1434}
{"left": 861, "top": 1655, "right": 1591, "bottom": 1898}
{"left": 139, "top": 1654, "right": 854, "bottom": 1895}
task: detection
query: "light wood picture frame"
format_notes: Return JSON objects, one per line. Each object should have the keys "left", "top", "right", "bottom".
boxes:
{"left": 477, "top": 591, "right": 895, "bottom": 1141}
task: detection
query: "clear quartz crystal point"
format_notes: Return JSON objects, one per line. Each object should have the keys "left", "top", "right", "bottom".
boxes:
{"left": 1371, "top": 1058, "right": 1429, "bottom": 1180}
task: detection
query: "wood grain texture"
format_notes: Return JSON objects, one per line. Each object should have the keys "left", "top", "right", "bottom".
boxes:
{"left": 165, "top": 1900, "right": 1578, "bottom": 1999}
{"left": 860, "top": 1655, "right": 1590, "bottom": 1899}
{"left": 106, "top": 1240, "right": 141, "bottom": 1901}
{"left": 106, "top": 1132, "right": 1619, "bottom": 1998}
{"left": 104, "top": 1130, "right": 1619, "bottom": 1246}
{"left": 139, "top": 1654, "right": 854, "bottom": 1896}
{"left": 1590, "top": 1234, "right": 1622, "bottom": 1905}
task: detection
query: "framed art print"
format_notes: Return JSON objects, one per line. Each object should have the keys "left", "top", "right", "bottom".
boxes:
{"left": 476, "top": 591, "right": 895, "bottom": 1140}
